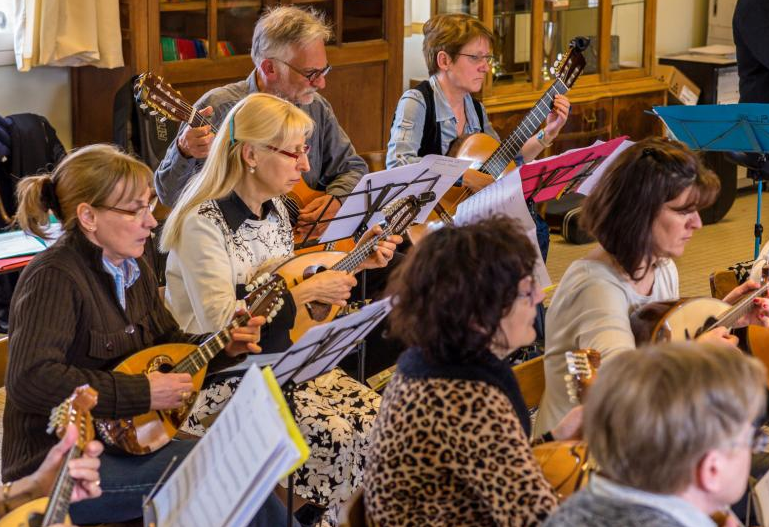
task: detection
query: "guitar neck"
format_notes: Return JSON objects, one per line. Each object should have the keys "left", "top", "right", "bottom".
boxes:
{"left": 710, "top": 283, "right": 769, "bottom": 330}
{"left": 479, "top": 78, "right": 570, "bottom": 179}
{"left": 330, "top": 226, "right": 393, "bottom": 273}
{"left": 190, "top": 109, "right": 217, "bottom": 134}
{"left": 42, "top": 446, "right": 81, "bottom": 526}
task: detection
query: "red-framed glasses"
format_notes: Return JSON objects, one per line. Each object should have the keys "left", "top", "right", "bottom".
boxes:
{"left": 266, "top": 144, "right": 311, "bottom": 160}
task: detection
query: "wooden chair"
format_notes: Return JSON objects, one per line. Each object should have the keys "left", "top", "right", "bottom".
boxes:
{"left": 709, "top": 269, "right": 739, "bottom": 300}
{"left": 359, "top": 150, "right": 386, "bottom": 174}
{"left": 338, "top": 487, "right": 367, "bottom": 527}
{"left": 512, "top": 355, "right": 546, "bottom": 410}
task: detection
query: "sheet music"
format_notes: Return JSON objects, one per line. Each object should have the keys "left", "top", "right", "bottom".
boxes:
{"left": 0, "top": 223, "right": 61, "bottom": 259}
{"left": 320, "top": 155, "right": 472, "bottom": 243}
{"left": 575, "top": 139, "right": 635, "bottom": 196}
{"left": 753, "top": 470, "right": 769, "bottom": 527}
{"left": 272, "top": 297, "right": 393, "bottom": 386}
{"left": 151, "top": 365, "right": 301, "bottom": 527}
{"left": 454, "top": 172, "right": 551, "bottom": 288}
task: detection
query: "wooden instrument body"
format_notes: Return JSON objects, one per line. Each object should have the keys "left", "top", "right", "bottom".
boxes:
{"left": 286, "top": 178, "right": 355, "bottom": 253}
{"left": 0, "top": 498, "right": 71, "bottom": 527}
{"left": 96, "top": 343, "right": 201, "bottom": 455}
{"left": 275, "top": 251, "right": 347, "bottom": 343}
{"left": 746, "top": 325, "right": 769, "bottom": 385}
{"left": 631, "top": 297, "right": 730, "bottom": 345}
{"left": 532, "top": 441, "right": 590, "bottom": 499}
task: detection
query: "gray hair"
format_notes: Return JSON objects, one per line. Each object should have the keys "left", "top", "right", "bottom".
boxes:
{"left": 251, "top": 5, "right": 332, "bottom": 65}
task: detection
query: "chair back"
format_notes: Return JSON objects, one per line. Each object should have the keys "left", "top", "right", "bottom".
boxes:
{"left": 512, "top": 356, "right": 545, "bottom": 410}
{"left": 338, "top": 487, "right": 367, "bottom": 527}
{"left": 359, "top": 150, "right": 386, "bottom": 173}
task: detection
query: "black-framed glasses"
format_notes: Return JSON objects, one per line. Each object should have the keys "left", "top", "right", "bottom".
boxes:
{"left": 456, "top": 53, "right": 494, "bottom": 65}
{"left": 271, "top": 58, "right": 332, "bottom": 82}
{"left": 266, "top": 144, "right": 311, "bottom": 160}
{"left": 103, "top": 195, "right": 158, "bottom": 221}
{"left": 516, "top": 276, "right": 539, "bottom": 307}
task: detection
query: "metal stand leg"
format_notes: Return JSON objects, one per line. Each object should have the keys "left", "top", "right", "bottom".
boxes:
{"left": 756, "top": 180, "right": 764, "bottom": 260}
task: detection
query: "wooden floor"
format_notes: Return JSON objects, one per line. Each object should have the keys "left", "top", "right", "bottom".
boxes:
{"left": 545, "top": 188, "right": 767, "bottom": 303}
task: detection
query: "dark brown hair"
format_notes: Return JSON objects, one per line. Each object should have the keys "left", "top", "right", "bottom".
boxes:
{"left": 580, "top": 137, "right": 720, "bottom": 279}
{"left": 386, "top": 216, "right": 537, "bottom": 365}
{"left": 422, "top": 13, "right": 494, "bottom": 76}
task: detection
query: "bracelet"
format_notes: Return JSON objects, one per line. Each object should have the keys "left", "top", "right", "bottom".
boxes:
{"left": 536, "top": 129, "right": 553, "bottom": 148}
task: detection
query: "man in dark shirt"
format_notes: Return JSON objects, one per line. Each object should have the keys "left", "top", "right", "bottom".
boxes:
{"left": 734, "top": 0, "right": 769, "bottom": 102}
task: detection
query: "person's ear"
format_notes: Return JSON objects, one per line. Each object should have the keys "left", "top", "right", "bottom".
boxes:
{"left": 695, "top": 449, "right": 723, "bottom": 494}
{"left": 241, "top": 143, "right": 259, "bottom": 170}
{"left": 77, "top": 203, "right": 98, "bottom": 233}
{"left": 259, "top": 58, "right": 278, "bottom": 80}
{"left": 436, "top": 50, "right": 453, "bottom": 71}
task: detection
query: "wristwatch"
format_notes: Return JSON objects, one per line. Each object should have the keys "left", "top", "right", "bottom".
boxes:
{"left": 536, "top": 129, "right": 553, "bottom": 148}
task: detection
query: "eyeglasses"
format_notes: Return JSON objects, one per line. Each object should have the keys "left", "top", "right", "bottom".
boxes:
{"left": 103, "top": 195, "right": 158, "bottom": 221}
{"left": 456, "top": 53, "right": 494, "bottom": 65}
{"left": 516, "top": 276, "right": 539, "bottom": 307}
{"left": 727, "top": 423, "right": 769, "bottom": 454}
{"left": 271, "top": 58, "right": 332, "bottom": 83}
{"left": 266, "top": 144, "right": 311, "bottom": 160}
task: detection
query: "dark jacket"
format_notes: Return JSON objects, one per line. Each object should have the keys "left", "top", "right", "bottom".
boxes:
{"left": 734, "top": 0, "right": 769, "bottom": 103}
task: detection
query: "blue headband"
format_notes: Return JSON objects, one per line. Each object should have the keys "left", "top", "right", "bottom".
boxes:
{"left": 229, "top": 114, "right": 236, "bottom": 146}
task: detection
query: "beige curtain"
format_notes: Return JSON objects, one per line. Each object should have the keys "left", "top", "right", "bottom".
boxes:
{"left": 14, "top": 0, "right": 123, "bottom": 72}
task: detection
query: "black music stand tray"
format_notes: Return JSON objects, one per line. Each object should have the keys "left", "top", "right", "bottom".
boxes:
{"left": 652, "top": 103, "right": 769, "bottom": 258}
{"left": 269, "top": 298, "right": 392, "bottom": 527}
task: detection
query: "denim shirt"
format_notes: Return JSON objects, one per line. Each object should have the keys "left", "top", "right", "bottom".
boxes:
{"left": 101, "top": 257, "right": 141, "bottom": 310}
{"left": 386, "top": 75, "right": 500, "bottom": 169}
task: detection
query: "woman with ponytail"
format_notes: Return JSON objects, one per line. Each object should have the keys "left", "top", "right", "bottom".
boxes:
{"left": 4, "top": 144, "right": 291, "bottom": 526}
{"left": 161, "top": 92, "right": 399, "bottom": 523}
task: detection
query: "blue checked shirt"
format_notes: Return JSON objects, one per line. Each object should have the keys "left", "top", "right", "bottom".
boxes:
{"left": 102, "top": 257, "right": 141, "bottom": 310}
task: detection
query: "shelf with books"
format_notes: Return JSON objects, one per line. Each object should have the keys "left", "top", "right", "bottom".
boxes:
{"left": 159, "top": 1, "right": 207, "bottom": 12}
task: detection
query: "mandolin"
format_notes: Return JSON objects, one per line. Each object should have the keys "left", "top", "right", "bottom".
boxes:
{"left": 95, "top": 273, "right": 286, "bottom": 455}
{"left": 630, "top": 282, "right": 769, "bottom": 345}
{"left": 0, "top": 385, "right": 98, "bottom": 527}
{"left": 533, "top": 348, "right": 599, "bottom": 499}
{"left": 133, "top": 72, "right": 347, "bottom": 250}
{"left": 436, "top": 37, "right": 589, "bottom": 216}
{"left": 274, "top": 194, "right": 429, "bottom": 342}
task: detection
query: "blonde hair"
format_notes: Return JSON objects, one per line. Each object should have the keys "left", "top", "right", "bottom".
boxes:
{"left": 161, "top": 92, "right": 314, "bottom": 252}
{"left": 585, "top": 342, "right": 766, "bottom": 494}
{"left": 422, "top": 13, "right": 494, "bottom": 76}
{"left": 15, "top": 144, "right": 151, "bottom": 238}
{"left": 251, "top": 5, "right": 332, "bottom": 66}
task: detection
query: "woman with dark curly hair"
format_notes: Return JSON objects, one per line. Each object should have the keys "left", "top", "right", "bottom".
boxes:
{"left": 364, "top": 216, "right": 581, "bottom": 527}
{"left": 534, "top": 137, "right": 769, "bottom": 437}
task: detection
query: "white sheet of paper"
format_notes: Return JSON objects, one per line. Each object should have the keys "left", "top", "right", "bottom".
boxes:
{"left": 454, "top": 171, "right": 551, "bottom": 288}
{"left": 753, "top": 469, "right": 769, "bottom": 527}
{"left": 151, "top": 365, "right": 300, "bottom": 527}
{"left": 272, "top": 298, "right": 392, "bottom": 386}
{"left": 0, "top": 223, "right": 63, "bottom": 259}
{"left": 320, "top": 155, "right": 472, "bottom": 243}
{"left": 574, "top": 139, "right": 635, "bottom": 196}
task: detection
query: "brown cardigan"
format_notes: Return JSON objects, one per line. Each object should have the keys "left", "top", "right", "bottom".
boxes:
{"left": 2, "top": 229, "right": 235, "bottom": 480}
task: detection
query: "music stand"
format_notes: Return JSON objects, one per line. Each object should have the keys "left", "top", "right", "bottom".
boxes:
{"left": 270, "top": 298, "right": 392, "bottom": 527}
{"left": 652, "top": 103, "right": 769, "bottom": 257}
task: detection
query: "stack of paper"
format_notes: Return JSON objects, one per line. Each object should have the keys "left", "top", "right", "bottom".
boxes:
{"left": 149, "top": 366, "right": 309, "bottom": 527}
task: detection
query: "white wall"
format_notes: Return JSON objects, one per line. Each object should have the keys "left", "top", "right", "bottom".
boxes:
{"left": 0, "top": 65, "right": 72, "bottom": 149}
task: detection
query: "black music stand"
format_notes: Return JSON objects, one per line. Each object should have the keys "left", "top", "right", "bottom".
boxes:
{"left": 652, "top": 103, "right": 769, "bottom": 258}
{"left": 270, "top": 298, "right": 392, "bottom": 527}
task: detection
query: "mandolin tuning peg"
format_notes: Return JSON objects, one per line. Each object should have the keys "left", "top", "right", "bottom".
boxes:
{"left": 159, "top": 117, "right": 167, "bottom": 123}
{"left": 266, "top": 315, "right": 273, "bottom": 323}
{"left": 140, "top": 103, "right": 148, "bottom": 110}
{"left": 278, "top": 298, "right": 285, "bottom": 306}
{"left": 149, "top": 110, "right": 158, "bottom": 116}
{"left": 245, "top": 283, "right": 255, "bottom": 292}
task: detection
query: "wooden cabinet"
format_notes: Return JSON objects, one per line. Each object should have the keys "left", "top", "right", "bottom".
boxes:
{"left": 71, "top": 0, "right": 403, "bottom": 153}
{"left": 432, "top": 0, "right": 667, "bottom": 144}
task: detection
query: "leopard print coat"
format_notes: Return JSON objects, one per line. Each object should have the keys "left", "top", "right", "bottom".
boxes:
{"left": 364, "top": 348, "right": 558, "bottom": 526}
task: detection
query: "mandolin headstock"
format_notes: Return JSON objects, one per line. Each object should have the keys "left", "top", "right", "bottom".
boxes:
{"left": 47, "top": 385, "right": 98, "bottom": 449}
{"left": 134, "top": 72, "right": 192, "bottom": 124}
{"left": 244, "top": 273, "right": 288, "bottom": 324}
{"left": 553, "top": 37, "right": 589, "bottom": 89}
{"left": 564, "top": 349, "right": 601, "bottom": 405}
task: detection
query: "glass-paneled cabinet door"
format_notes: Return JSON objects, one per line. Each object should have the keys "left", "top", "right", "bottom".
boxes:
{"left": 292, "top": 1, "right": 337, "bottom": 44}
{"left": 435, "top": 0, "right": 480, "bottom": 16}
{"left": 545, "top": 0, "right": 599, "bottom": 78}
{"left": 159, "top": 1, "right": 209, "bottom": 62}
{"left": 343, "top": 0, "right": 384, "bottom": 42}
{"left": 611, "top": 0, "right": 645, "bottom": 71}
{"left": 492, "top": 0, "right": 533, "bottom": 86}
{"left": 218, "top": 1, "right": 263, "bottom": 58}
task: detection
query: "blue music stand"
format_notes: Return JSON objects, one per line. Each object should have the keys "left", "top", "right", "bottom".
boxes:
{"left": 653, "top": 103, "right": 769, "bottom": 258}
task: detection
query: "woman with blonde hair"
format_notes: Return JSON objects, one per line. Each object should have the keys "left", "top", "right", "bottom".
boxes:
{"left": 162, "top": 92, "right": 400, "bottom": 523}
{"left": 3, "top": 144, "right": 286, "bottom": 525}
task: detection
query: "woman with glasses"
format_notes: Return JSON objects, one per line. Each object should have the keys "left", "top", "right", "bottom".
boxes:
{"left": 545, "top": 342, "right": 767, "bottom": 527}
{"left": 161, "top": 92, "right": 400, "bottom": 524}
{"left": 364, "top": 216, "right": 582, "bottom": 526}
{"left": 386, "top": 13, "right": 570, "bottom": 193}
{"left": 534, "top": 137, "right": 769, "bottom": 438}
{"left": 4, "top": 144, "right": 287, "bottom": 525}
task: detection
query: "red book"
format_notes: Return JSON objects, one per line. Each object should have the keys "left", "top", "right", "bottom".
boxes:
{"left": 176, "top": 38, "right": 197, "bottom": 60}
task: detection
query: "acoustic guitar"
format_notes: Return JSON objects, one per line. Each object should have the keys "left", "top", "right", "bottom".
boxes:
{"left": 133, "top": 72, "right": 348, "bottom": 250}
{"left": 0, "top": 385, "right": 98, "bottom": 527}
{"left": 533, "top": 348, "right": 599, "bottom": 499}
{"left": 437, "top": 36, "right": 589, "bottom": 216}
{"left": 95, "top": 273, "right": 286, "bottom": 455}
{"left": 274, "top": 193, "right": 429, "bottom": 342}
{"left": 630, "top": 282, "right": 769, "bottom": 345}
